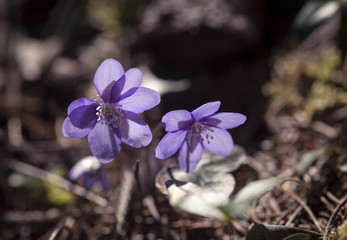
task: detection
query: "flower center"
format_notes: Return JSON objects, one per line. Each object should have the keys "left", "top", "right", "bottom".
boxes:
{"left": 96, "top": 102, "right": 123, "bottom": 129}
{"left": 187, "top": 123, "right": 214, "bottom": 146}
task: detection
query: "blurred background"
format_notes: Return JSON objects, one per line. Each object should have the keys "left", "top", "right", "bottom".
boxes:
{"left": 1, "top": 0, "right": 347, "bottom": 239}
{"left": 0, "top": 0, "right": 306, "bottom": 148}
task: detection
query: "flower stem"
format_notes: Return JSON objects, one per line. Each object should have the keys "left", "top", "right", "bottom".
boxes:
{"left": 134, "top": 159, "right": 144, "bottom": 199}
{"left": 227, "top": 219, "right": 234, "bottom": 240}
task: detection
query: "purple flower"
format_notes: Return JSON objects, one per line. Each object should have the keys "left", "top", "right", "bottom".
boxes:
{"left": 155, "top": 101, "right": 246, "bottom": 172}
{"left": 68, "top": 156, "right": 108, "bottom": 192}
{"left": 62, "top": 59, "right": 161, "bottom": 163}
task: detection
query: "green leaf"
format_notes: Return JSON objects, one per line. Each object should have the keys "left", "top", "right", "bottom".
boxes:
{"left": 158, "top": 147, "right": 298, "bottom": 222}
{"left": 220, "top": 177, "right": 297, "bottom": 218}
{"left": 156, "top": 146, "right": 247, "bottom": 221}
{"left": 156, "top": 145, "right": 247, "bottom": 196}
{"left": 197, "top": 145, "right": 248, "bottom": 173}
{"left": 167, "top": 181, "right": 229, "bottom": 221}
{"left": 166, "top": 177, "right": 299, "bottom": 221}
{"left": 283, "top": 233, "right": 311, "bottom": 240}
{"left": 297, "top": 147, "right": 327, "bottom": 176}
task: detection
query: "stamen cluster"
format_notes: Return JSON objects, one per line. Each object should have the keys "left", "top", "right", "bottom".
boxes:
{"left": 96, "top": 102, "right": 123, "bottom": 129}
{"left": 187, "top": 123, "right": 214, "bottom": 146}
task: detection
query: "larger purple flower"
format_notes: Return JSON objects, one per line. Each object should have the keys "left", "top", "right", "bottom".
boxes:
{"left": 155, "top": 101, "right": 246, "bottom": 172}
{"left": 62, "top": 59, "right": 160, "bottom": 163}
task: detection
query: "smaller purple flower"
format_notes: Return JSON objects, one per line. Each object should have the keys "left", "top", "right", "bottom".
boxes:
{"left": 62, "top": 59, "right": 161, "bottom": 163}
{"left": 155, "top": 101, "right": 246, "bottom": 172}
{"left": 68, "top": 156, "right": 108, "bottom": 192}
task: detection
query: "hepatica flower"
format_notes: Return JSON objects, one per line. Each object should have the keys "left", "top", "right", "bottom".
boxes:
{"left": 155, "top": 101, "right": 246, "bottom": 172}
{"left": 62, "top": 59, "right": 160, "bottom": 163}
{"left": 69, "top": 156, "right": 108, "bottom": 192}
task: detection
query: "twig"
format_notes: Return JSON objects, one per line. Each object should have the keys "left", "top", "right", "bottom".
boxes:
{"left": 285, "top": 206, "right": 303, "bottom": 226}
{"left": 280, "top": 187, "right": 323, "bottom": 233}
{"left": 48, "top": 216, "right": 74, "bottom": 240}
{"left": 6, "top": 159, "right": 108, "bottom": 207}
{"left": 327, "top": 192, "right": 341, "bottom": 204}
{"left": 181, "top": 215, "right": 188, "bottom": 240}
{"left": 321, "top": 196, "right": 335, "bottom": 212}
{"left": 231, "top": 219, "right": 248, "bottom": 236}
{"left": 276, "top": 205, "right": 297, "bottom": 223}
{"left": 323, "top": 193, "right": 347, "bottom": 240}
{"left": 249, "top": 200, "right": 262, "bottom": 223}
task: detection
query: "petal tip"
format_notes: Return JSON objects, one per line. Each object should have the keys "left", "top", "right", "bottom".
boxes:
{"left": 68, "top": 170, "right": 79, "bottom": 181}
{"left": 96, "top": 157, "right": 115, "bottom": 164}
{"left": 240, "top": 114, "right": 247, "bottom": 124}
{"left": 192, "top": 101, "right": 221, "bottom": 121}
{"left": 93, "top": 58, "right": 125, "bottom": 99}
{"left": 154, "top": 150, "right": 164, "bottom": 159}
{"left": 62, "top": 117, "right": 79, "bottom": 139}
{"left": 126, "top": 67, "right": 143, "bottom": 78}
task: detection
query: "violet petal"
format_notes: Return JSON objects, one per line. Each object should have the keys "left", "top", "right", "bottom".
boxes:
{"left": 117, "top": 111, "right": 152, "bottom": 148}
{"left": 62, "top": 118, "right": 92, "bottom": 139}
{"left": 83, "top": 173, "right": 98, "bottom": 190}
{"left": 121, "top": 68, "right": 143, "bottom": 97}
{"left": 94, "top": 59, "right": 124, "bottom": 102}
{"left": 109, "top": 68, "right": 143, "bottom": 103}
{"left": 202, "top": 112, "right": 246, "bottom": 129}
{"left": 192, "top": 101, "right": 221, "bottom": 121}
{"left": 69, "top": 105, "right": 97, "bottom": 128}
{"left": 62, "top": 104, "right": 97, "bottom": 139}
{"left": 202, "top": 127, "right": 234, "bottom": 156}
{"left": 162, "top": 110, "right": 193, "bottom": 132}
{"left": 118, "top": 87, "right": 160, "bottom": 114}
{"left": 88, "top": 121, "right": 121, "bottom": 163}
{"left": 67, "top": 98, "right": 98, "bottom": 115}
{"left": 155, "top": 130, "right": 187, "bottom": 159}
{"left": 178, "top": 139, "right": 204, "bottom": 173}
